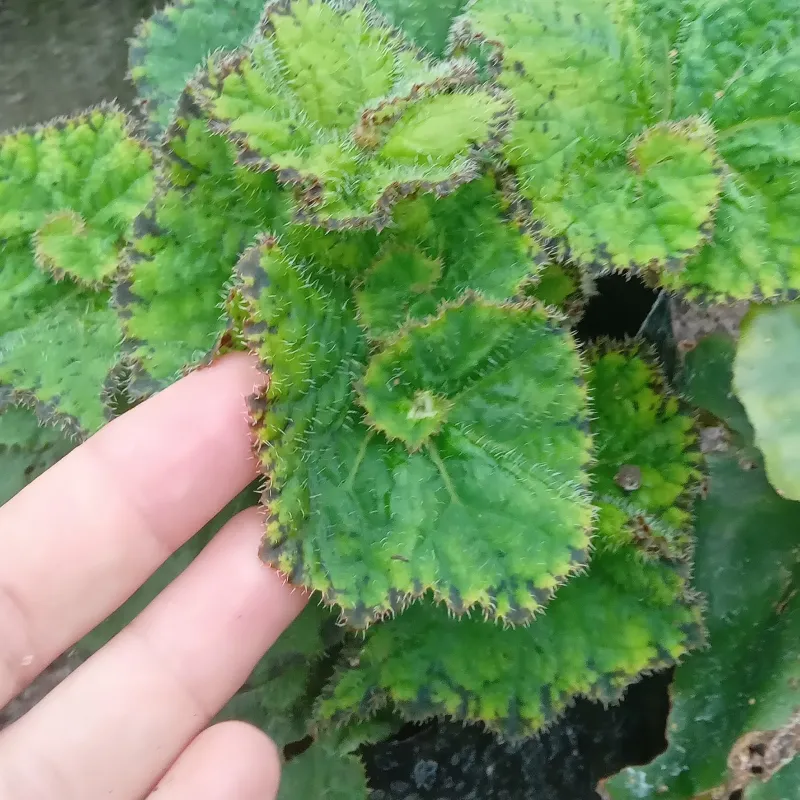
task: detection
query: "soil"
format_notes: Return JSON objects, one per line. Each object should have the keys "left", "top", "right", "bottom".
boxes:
{"left": 0, "top": 0, "right": 152, "bottom": 130}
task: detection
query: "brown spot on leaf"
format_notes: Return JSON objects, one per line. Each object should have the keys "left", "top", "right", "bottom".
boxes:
{"left": 726, "top": 710, "right": 800, "bottom": 793}
{"left": 615, "top": 464, "right": 642, "bottom": 491}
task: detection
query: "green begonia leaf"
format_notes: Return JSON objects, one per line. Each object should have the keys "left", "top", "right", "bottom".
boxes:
{"left": 318, "top": 542, "right": 702, "bottom": 739}
{"left": 372, "top": 0, "right": 469, "bottom": 57}
{"left": 317, "top": 343, "right": 703, "bottom": 737}
{"left": 733, "top": 304, "right": 800, "bottom": 502}
{"left": 0, "top": 107, "right": 154, "bottom": 286}
{"left": 355, "top": 175, "right": 548, "bottom": 339}
{"left": 277, "top": 731, "right": 370, "bottom": 800}
{"left": 588, "top": 344, "right": 702, "bottom": 560}
{"left": 0, "top": 109, "right": 153, "bottom": 433}
{"left": 660, "top": 0, "right": 800, "bottom": 300}
{"left": 522, "top": 261, "right": 585, "bottom": 320}
{"left": 196, "top": 0, "right": 512, "bottom": 229}
{"left": 238, "top": 236, "right": 592, "bottom": 628}
{"left": 116, "top": 108, "right": 289, "bottom": 396}
{"left": 458, "top": 0, "right": 722, "bottom": 276}
{"left": 0, "top": 405, "right": 75, "bottom": 507}
{"left": 461, "top": 0, "right": 800, "bottom": 300}
{"left": 605, "top": 335, "right": 800, "bottom": 799}
{"left": 129, "top": 0, "right": 266, "bottom": 138}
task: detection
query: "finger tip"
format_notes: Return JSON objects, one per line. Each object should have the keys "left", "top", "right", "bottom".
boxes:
{"left": 204, "top": 352, "right": 267, "bottom": 397}
{"left": 227, "top": 507, "right": 311, "bottom": 616}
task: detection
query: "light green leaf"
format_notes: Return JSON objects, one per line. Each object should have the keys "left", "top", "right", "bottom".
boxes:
{"left": 588, "top": 343, "right": 703, "bottom": 560}
{"left": 355, "top": 175, "right": 547, "bottom": 339}
{"left": 129, "top": 0, "right": 266, "bottom": 138}
{"left": 642, "top": 0, "right": 800, "bottom": 300}
{"left": 0, "top": 109, "right": 153, "bottom": 433}
{"left": 197, "top": 0, "right": 511, "bottom": 228}
{"left": 733, "top": 304, "right": 800, "bottom": 502}
{"left": 0, "top": 107, "right": 154, "bottom": 286}
{"left": 239, "top": 237, "right": 592, "bottom": 628}
{"left": 459, "top": 0, "right": 723, "bottom": 275}
{"left": 0, "top": 405, "right": 75, "bottom": 507}
{"left": 462, "top": 0, "right": 800, "bottom": 300}
{"left": 605, "top": 334, "right": 800, "bottom": 800}
{"left": 317, "top": 343, "right": 704, "bottom": 738}
{"left": 522, "top": 261, "right": 585, "bottom": 319}
{"left": 116, "top": 111, "right": 290, "bottom": 397}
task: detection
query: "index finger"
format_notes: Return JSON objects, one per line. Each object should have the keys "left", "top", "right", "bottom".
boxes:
{"left": 0, "top": 353, "right": 265, "bottom": 708}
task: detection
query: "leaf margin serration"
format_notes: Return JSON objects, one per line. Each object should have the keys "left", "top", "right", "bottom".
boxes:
{"left": 191, "top": 0, "right": 515, "bottom": 231}
{"left": 235, "top": 234, "right": 595, "bottom": 630}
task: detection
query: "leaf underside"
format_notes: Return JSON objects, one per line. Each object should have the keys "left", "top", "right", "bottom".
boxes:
{"left": 459, "top": 0, "right": 800, "bottom": 301}
{"left": 129, "top": 0, "right": 266, "bottom": 138}
{"left": 316, "top": 344, "right": 704, "bottom": 737}
{"left": 239, "top": 235, "right": 592, "bottom": 629}
{"left": 733, "top": 304, "right": 800, "bottom": 502}
{"left": 116, "top": 109, "right": 289, "bottom": 397}
{"left": 195, "top": 0, "right": 513, "bottom": 229}
{"left": 0, "top": 108, "right": 153, "bottom": 433}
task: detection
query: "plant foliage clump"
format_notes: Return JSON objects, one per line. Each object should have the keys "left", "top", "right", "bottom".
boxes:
{"left": 2, "top": 0, "right": 800, "bottom": 797}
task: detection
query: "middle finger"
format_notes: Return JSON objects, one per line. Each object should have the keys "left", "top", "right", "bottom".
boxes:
{"left": 0, "top": 508, "right": 307, "bottom": 800}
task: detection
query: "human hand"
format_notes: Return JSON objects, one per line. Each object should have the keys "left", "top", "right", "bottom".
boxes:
{"left": 0, "top": 353, "right": 308, "bottom": 799}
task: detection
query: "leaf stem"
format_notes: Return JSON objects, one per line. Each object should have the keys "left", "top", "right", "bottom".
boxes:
{"left": 344, "top": 430, "right": 374, "bottom": 491}
{"left": 428, "top": 440, "right": 461, "bottom": 505}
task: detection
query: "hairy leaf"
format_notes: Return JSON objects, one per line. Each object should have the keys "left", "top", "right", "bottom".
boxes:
{"left": 605, "top": 335, "right": 800, "bottom": 799}
{"left": 0, "top": 108, "right": 153, "bottom": 286}
{"left": 117, "top": 111, "right": 289, "bottom": 396}
{"left": 733, "top": 304, "right": 800, "bottom": 502}
{"left": 239, "top": 237, "right": 592, "bottom": 628}
{"left": 660, "top": 0, "right": 800, "bottom": 300}
{"left": 461, "top": 0, "right": 800, "bottom": 300}
{"left": 588, "top": 344, "right": 702, "bottom": 560}
{"left": 522, "top": 261, "right": 586, "bottom": 319}
{"left": 0, "top": 109, "right": 152, "bottom": 432}
{"left": 372, "top": 0, "right": 469, "bottom": 56}
{"left": 129, "top": 0, "right": 266, "bottom": 137}
{"left": 459, "top": 0, "right": 722, "bottom": 276}
{"left": 318, "top": 343, "right": 703, "bottom": 737}
{"left": 319, "top": 540, "right": 702, "bottom": 739}
{"left": 197, "top": 0, "right": 511, "bottom": 228}
{"left": 0, "top": 405, "right": 74, "bottom": 507}
{"left": 355, "top": 175, "right": 547, "bottom": 339}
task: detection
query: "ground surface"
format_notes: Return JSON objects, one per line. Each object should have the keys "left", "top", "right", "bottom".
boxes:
{"left": 0, "top": 0, "right": 152, "bottom": 129}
